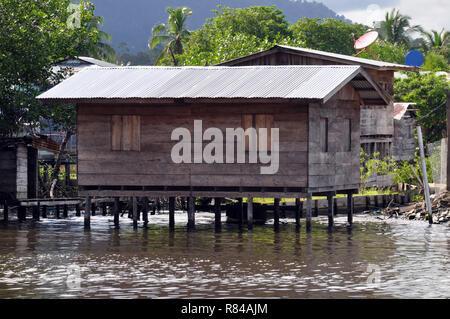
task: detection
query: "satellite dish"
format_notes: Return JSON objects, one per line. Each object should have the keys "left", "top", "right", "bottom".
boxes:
{"left": 352, "top": 31, "right": 380, "bottom": 60}
{"left": 405, "top": 50, "right": 424, "bottom": 67}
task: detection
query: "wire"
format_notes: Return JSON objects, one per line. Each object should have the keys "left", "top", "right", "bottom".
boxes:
{"left": 415, "top": 100, "right": 447, "bottom": 122}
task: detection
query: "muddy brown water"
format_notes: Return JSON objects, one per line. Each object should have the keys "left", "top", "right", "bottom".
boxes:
{"left": 0, "top": 212, "right": 448, "bottom": 298}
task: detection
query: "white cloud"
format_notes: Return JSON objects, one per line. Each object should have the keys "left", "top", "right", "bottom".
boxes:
{"left": 340, "top": 0, "right": 450, "bottom": 32}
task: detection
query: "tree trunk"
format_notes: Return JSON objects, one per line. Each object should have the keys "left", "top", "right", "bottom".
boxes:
{"left": 49, "top": 130, "right": 73, "bottom": 198}
{"left": 169, "top": 47, "right": 178, "bottom": 66}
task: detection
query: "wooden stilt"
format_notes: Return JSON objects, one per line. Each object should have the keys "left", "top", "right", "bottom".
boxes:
{"left": 63, "top": 204, "right": 68, "bottom": 218}
{"left": 306, "top": 194, "right": 312, "bottom": 232}
{"left": 55, "top": 205, "right": 60, "bottom": 219}
{"left": 113, "top": 197, "right": 120, "bottom": 229}
{"left": 347, "top": 191, "right": 354, "bottom": 225}
{"left": 327, "top": 194, "right": 334, "bottom": 228}
{"left": 295, "top": 198, "right": 301, "bottom": 227}
{"left": 314, "top": 199, "right": 319, "bottom": 217}
{"left": 238, "top": 198, "right": 243, "bottom": 226}
{"left": 84, "top": 197, "right": 91, "bottom": 229}
{"left": 75, "top": 204, "right": 81, "bottom": 217}
{"left": 214, "top": 197, "right": 221, "bottom": 231}
{"left": 334, "top": 197, "right": 338, "bottom": 215}
{"left": 273, "top": 198, "right": 280, "bottom": 231}
{"left": 102, "top": 202, "right": 107, "bottom": 216}
{"left": 247, "top": 197, "right": 253, "bottom": 229}
{"left": 3, "top": 200, "right": 8, "bottom": 222}
{"left": 169, "top": 197, "right": 175, "bottom": 231}
{"left": 142, "top": 197, "right": 149, "bottom": 228}
{"left": 33, "top": 202, "right": 40, "bottom": 221}
{"left": 187, "top": 196, "right": 195, "bottom": 230}
{"left": 91, "top": 202, "right": 96, "bottom": 216}
{"left": 42, "top": 205, "right": 47, "bottom": 218}
{"left": 18, "top": 206, "right": 26, "bottom": 222}
{"left": 133, "top": 197, "right": 138, "bottom": 230}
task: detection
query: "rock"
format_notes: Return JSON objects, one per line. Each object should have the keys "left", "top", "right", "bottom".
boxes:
{"left": 415, "top": 213, "right": 421, "bottom": 219}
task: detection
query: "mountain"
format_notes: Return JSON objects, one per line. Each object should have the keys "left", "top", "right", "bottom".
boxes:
{"left": 90, "top": 0, "right": 351, "bottom": 53}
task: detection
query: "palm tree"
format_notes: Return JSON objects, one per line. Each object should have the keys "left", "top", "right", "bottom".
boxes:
{"left": 376, "top": 9, "right": 422, "bottom": 46}
{"left": 80, "top": 15, "right": 116, "bottom": 62}
{"left": 149, "top": 6, "right": 192, "bottom": 66}
{"left": 420, "top": 29, "right": 449, "bottom": 51}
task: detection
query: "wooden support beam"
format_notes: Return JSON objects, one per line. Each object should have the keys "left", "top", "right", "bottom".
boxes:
{"left": 142, "top": 197, "right": 149, "bottom": 228}
{"left": 238, "top": 198, "right": 243, "bottom": 226}
{"left": 187, "top": 196, "right": 195, "bottom": 230}
{"left": 18, "top": 206, "right": 26, "bottom": 222}
{"left": 295, "top": 198, "right": 302, "bottom": 227}
{"left": 133, "top": 197, "right": 138, "bottom": 230}
{"left": 33, "top": 202, "right": 40, "bottom": 221}
{"left": 75, "top": 204, "right": 81, "bottom": 217}
{"left": 314, "top": 199, "right": 319, "bottom": 217}
{"left": 273, "top": 198, "right": 280, "bottom": 231}
{"left": 113, "top": 197, "right": 120, "bottom": 229}
{"left": 91, "top": 202, "right": 96, "bottom": 216}
{"left": 214, "top": 197, "right": 221, "bottom": 232}
{"left": 42, "top": 205, "right": 47, "bottom": 218}
{"left": 347, "top": 191, "right": 354, "bottom": 225}
{"left": 63, "top": 204, "right": 68, "bottom": 218}
{"left": 55, "top": 205, "right": 60, "bottom": 219}
{"left": 102, "top": 202, "right": 107, "bottom": 216}
{"left": 306, "top": 194, "right": 312, "bottom": 232}
{"left": 327, "top": 194, "right": 334, "bottom": 228}
{"left": 247, "top": 197, "right": 253, "bottom": 229}
{"left": 169, "top": 197, "right": 175, "bottom": 231}
{"left": 84, "top": 196, "right": 91, "bottom": 229}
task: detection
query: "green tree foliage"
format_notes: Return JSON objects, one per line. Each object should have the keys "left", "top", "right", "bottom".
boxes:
{"left": 149, "top": 6, "right": 192, "bottom": 66}
{"left": 289, "top": 18, "right": 367, "bottom": 55}
{"left": 420, "top": 29, "right": 449, "bottom": 51}
{"left": 358, "top": 40, "right": 408, "bottom": 64}
{"left": 78, "top": 15, "right": 116, "bottom": 62}
{"left": 394, "top": 72, "right": 449, "bottom": 143}
{"left": 0, "top": 0, "right": 107, "bottom": 137}
{"left": 422, "top": 53, "right": 449, "bottom": 72}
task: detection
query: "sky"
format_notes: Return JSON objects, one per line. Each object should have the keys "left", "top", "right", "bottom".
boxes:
{"left": 317, "top": 0, "right": 450, "bottom": 32}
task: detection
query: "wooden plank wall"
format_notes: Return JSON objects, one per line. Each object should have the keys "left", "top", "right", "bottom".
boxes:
{"left": 16, "top": 145, "right": 28, "bottom": 199}
{"left": 0, "top": 148, "right": 17, "bottom": 197}
{"left": 308, "top": 84, "right": 361, "bottom": 192}
{"left": 77, "top": 103, "right": 309, "bottom": 190}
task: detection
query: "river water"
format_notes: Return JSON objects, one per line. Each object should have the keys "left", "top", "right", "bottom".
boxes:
{"left": 0, "top": 212, "right": 448, "bottom": 299}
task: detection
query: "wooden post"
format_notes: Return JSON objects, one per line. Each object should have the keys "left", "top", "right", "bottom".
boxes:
{"left": 214, "top": 197, "right": 221, "bottom": 231}
{"left": 347, "top": 191, "right": 354, "bottom": 225}
{"left": 65, "top": 163, "right": 70, "bottom": 186}
{"left": 63, "top": 204, "right": 68, "bottom": 218}
{"left": 91, "top": 202, "right": 96, "bottom": 216}
{"left": 327, "top": 194, "right": 334, "bottom": 228}
{"left": 18, "top": 206, "right": 26, "bottom": 222}
{"left": 84, "top": 196, "right": 91, "bottom": 229}
{"left": 247, "top": 197, "right": 253, "bottom": 229}
{"left": 169, "top": 197, "right": 175, "bottom": 231}
{"left": 306, "top": 194, "right": 312, "bottom": 232}
{"left": 314, "top": 199, "right": 319, "bottom": 217}
{"left": 113, "top": 197, "right": 120, "bottom": 229}
{"left": 102, "top": 202, "right": 107, "bottom": 216}
{"left": 133, "top": 197, "right": 138, "bottom": 230}
{"left": 32, "top": 203, "right": 39, "bottom": 221}
{"left": 142, "top": 197, "right": 149, "bottom": 228}
{"left": 446, "top": 90, "right": 450, "bottom": 191}
{"left": 3, "top": 200, "right": 8, "bottom": 222}
{"left": 273, "top": 198, "right": 280, "bottom": 231}
{"left": 417, "top": 126, "right": 433, "bottom": 224}
{"left": 75, "top": 204, "right": 81, "bottom": 217}
{"left": 42, "top": 205, "right": 47, "bottom": 218}
{"left": 55, "top": 205, "right": 60, "bottom": 219}
{"left": 295, "top": 198, "right": 301, "bottom": 227}
{"left": 187, "top": 196, "right": 195, "bottom": 230}
{"left": 237, "top": 198, "right": 243, "bottom": 226}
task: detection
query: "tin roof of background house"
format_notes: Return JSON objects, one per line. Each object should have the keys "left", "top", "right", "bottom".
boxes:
{"left": 220, "top": 45, "right": 418, "bottom": 72}
{"left": 394, "top": 103, "right": 417, "bottom": 120}
{"left": 37, "top": 65, "right": 389, "bottom": 104}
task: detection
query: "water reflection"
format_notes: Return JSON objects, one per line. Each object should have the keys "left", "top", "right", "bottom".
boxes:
{"left": 0, "top": 213, "right": 448, "bottom": 298}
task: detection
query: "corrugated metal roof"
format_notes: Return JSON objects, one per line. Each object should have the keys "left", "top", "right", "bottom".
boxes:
{"left": 394, "top": 102, "right": 416, "bottom": 120}
{"left": 38, "top": 65, "right": 381, "bottom": 103}
{"left": 220, "top": 45, "right": 418, "bottom": 71}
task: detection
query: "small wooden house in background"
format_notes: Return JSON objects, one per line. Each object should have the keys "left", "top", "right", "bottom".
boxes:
{"left": 392, "top": 103, "right": 417, "bottom": 161}
{"left": 38, "top": 65, "right": 389, "bottom": 201}
{"left": 219, "top": 45, "right": 418, "bottom": 160}
{"left": 0, "top": 136, "right": 59, "bottom": 201}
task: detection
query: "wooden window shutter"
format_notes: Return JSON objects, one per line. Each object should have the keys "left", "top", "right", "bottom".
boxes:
{"left": 111, "top": 115, "right": 122, "bottom": 151}
{"left": 111, "top": 115, "right": 141, "bottom": 151}
{"left": 255, "top": 114, "right": 273, "bottom": 151}
{"left": 242, "top": 114, "right": 253, "bottom": 151}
